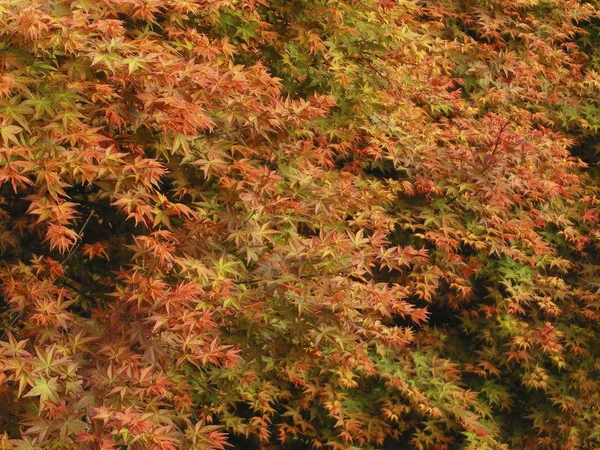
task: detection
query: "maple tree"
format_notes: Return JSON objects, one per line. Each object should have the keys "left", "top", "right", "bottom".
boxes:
{"left": 1, "top": 0, "right": 600, "bottom": 449}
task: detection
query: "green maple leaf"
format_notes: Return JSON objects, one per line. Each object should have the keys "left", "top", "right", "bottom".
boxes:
{"left": 24, "top": 377, "right": 60, "bottom": 405}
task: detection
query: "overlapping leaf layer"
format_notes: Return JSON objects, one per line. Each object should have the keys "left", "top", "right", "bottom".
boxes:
{"left": 1, "top": 0, "right": 600, "bottom": 449}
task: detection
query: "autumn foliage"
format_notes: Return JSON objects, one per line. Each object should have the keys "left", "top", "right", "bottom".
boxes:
{"left": 1, "top": 0, "right": 600, "bottom": 449}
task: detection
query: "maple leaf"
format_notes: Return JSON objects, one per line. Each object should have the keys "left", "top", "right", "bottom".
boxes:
{"left": 23, "top": 377, "right": 60, "bottom": 406}
{"left": 0, "top": 123, "right": 23, "bottom": 146}
{"left": 43, "top": 223, "right": 79, "bottom": 253}
{"left": 81, "top": 242, "right": 109, "bottom": 260}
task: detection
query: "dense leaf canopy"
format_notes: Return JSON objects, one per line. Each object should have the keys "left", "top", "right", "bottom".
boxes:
{"left": 1, "top": 0, "right": 600, "bottom": 449}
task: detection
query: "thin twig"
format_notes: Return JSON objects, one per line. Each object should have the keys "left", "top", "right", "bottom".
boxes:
{"left": 223, "top": 209, "right": 257, "bottom": 255}
{"left": 63, "top": 208, "right": 95, "bottom": 264}
{"left": 57, "top": 278, "right": 96, "bottom": 303}
{"left": 490, "top": 118, "right": 511, "bottom": 156}
{"left": 233, "top": 267, "right": 353, "bottom": 285}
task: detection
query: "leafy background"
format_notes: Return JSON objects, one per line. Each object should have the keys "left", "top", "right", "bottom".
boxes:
{"left": 1, "top": 0, "right": 600, "bottom": 449}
